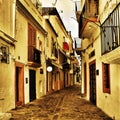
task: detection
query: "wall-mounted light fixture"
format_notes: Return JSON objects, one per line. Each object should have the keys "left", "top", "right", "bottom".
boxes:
{"left": 11, "top": 55, "right": 16, "bottom": 61}
{"left": 47, "top": 66, "right": 53, "bottom": 72}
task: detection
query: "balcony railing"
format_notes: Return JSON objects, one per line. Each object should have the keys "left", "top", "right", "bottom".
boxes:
{"left": 101, "top": 4, "right": 120, "bottom": 55}
{"left": 28, "top": 46, "right": 41, "bottom": 67}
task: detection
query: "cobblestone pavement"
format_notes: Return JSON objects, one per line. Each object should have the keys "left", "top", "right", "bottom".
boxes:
{"left": 8, "top": 85, "right": 112, "bottom": 120}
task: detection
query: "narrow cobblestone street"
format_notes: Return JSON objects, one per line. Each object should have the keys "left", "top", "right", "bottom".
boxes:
{"left": 8, "top": 84, "right": 112, "bottom": 120}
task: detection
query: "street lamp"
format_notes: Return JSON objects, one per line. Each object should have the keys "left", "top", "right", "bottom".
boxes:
{"left": 47, "top": 66, "right": 53, "bottom": 72}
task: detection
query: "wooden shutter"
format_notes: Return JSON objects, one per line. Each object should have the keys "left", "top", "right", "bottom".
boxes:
{"left": 102, "top": 63, "right": 110, "bottom": 93}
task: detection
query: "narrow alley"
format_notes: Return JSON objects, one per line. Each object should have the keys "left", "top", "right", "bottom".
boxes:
{"left": 8, "top": 84, "right": 112, "bottom": 120}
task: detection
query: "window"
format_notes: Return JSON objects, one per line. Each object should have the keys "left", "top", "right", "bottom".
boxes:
{"left": 46, "top": 37, "right": 49, "bottom": 47}
{"left": 51, "top": 37, "right": 58, "bottom": 58}
{"left": 39, "top": 40, "right": 42, "bottom": 52}
{"left": 102, "top": 63, "right": 110, "bottom": 93}
{"left": 28, "top": 23, "right": 36, "bottom": 61}
{"left": 28, "top": 23, "right": 36, "bottom": 47}
{"left": 89, "top": 50, "right": 95, "bottom": 58}
{"left": 0, "top": 44, "right": 9, "bottom": 63}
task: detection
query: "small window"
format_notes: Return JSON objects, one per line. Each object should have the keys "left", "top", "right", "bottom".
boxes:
{"left": 102, "top": 63, "right": 110, "bottom": 93}
{"left": 0, "top": 44, "right": 9, "bottom": 63}
{"left": 46, "top": 37, "right": 49, "bottom": 47}
{"left": 51, "top": 37, "right": 58, "bottom": 58}
{"left": 39, "top": 40, "right": 42, "bottom": 52}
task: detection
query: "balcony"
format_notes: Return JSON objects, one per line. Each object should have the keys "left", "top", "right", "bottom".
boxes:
{"left": 101, "top": 4, "right": 120, "bottom": 55}
{"left": 101, "top": 4, "right": 120, "bottom": 64}
{"left": 77, "top": 0, "right": 99, "bottom": 38}
{"left": 79, "top": 17, "right": 99, "bottom": 38}
{"left": 28, "top": 46, "right": 41, "bottom": 67}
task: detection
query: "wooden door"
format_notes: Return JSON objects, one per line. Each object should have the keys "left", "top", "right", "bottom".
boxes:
{"left": 89, "top": 60, "right": 96, "bottom": 105}
{"left": 29, "top": 70, "right": 36, "bottom": 101}
{"left": 15, "top": 62, "right": 24, "bottom": 106}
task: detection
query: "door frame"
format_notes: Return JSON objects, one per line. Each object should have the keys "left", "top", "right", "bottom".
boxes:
{"left": 15, "top": 62, "right": 24, "bottom": 106}
{"left": 29, "top": 69, "right": 36, "bottom": 101}
{"left": 89, "top": 60, "right": 96, "bottom": 105}
{"left": 84, "top": 62, "right": 87, "bottom": 94}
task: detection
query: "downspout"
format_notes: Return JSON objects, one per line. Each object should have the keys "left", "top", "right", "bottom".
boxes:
{"left": 11, "top": 0, "right": 16, "bottom": 37}
{"left": 43, "top": 34, "right": 47, "bottom": 95}
{"left": 81, "top": 56, "right": 84, "bottom": 94}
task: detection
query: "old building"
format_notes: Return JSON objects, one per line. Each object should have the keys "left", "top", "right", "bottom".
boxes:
{"left": 76, "top": 0, "right": 120, "bottom": 119}
{"left": 42, "top": 7, "right": 76, "bottom": 93}
{"left": 0, "top": 0, "right": 17, "bottom": 113}
{"left": 15, "top": 0, "right": 48, "bottom": 105}
{"left": 0, "top": 0, "right": 77, "bottom": 114}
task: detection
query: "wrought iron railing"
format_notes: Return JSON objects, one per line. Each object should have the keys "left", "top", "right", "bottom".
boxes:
{"left": 101, "top": 4, "right": 120, "bottom": 54}
{"left": 28, "top": 46, "right": 41, "bottom": 64}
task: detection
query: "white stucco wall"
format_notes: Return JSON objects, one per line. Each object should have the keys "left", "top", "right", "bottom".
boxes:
{"left": 81, "top": 1, "right": 120, "bottom": 118}
{"left": 97, "top": 64, "right": 120, "bottom": 119}
{"left": 0, "top": 42, "right": 15, "bottom": 112}
{"left": 15, "top": 10, "right": 29, "bottom": 104}
{"left": 97, "top": 0, "right": 120, "bottom": 119}
{"left": 0, "top": 0, "right": 16, "bottom": 112}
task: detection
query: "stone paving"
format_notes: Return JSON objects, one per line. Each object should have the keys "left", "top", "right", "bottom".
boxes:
{"left": 8, "top": 85, "right": 112, "bottom": 120}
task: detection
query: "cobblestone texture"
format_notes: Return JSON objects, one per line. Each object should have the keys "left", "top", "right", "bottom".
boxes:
{"left": 8, "top": 85, "right": 112, "bottom": 120}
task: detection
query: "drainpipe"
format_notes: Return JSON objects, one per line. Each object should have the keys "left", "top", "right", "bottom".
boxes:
{"left": 43, "top": 34, "right": 47, "bottom": 95}
{"left": 11, "top": 0, "right": 16, "bottom": 37}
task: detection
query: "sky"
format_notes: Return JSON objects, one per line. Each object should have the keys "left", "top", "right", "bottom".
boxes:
{"left": 41, "top": 0, "right": 79, "bottom": 38}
